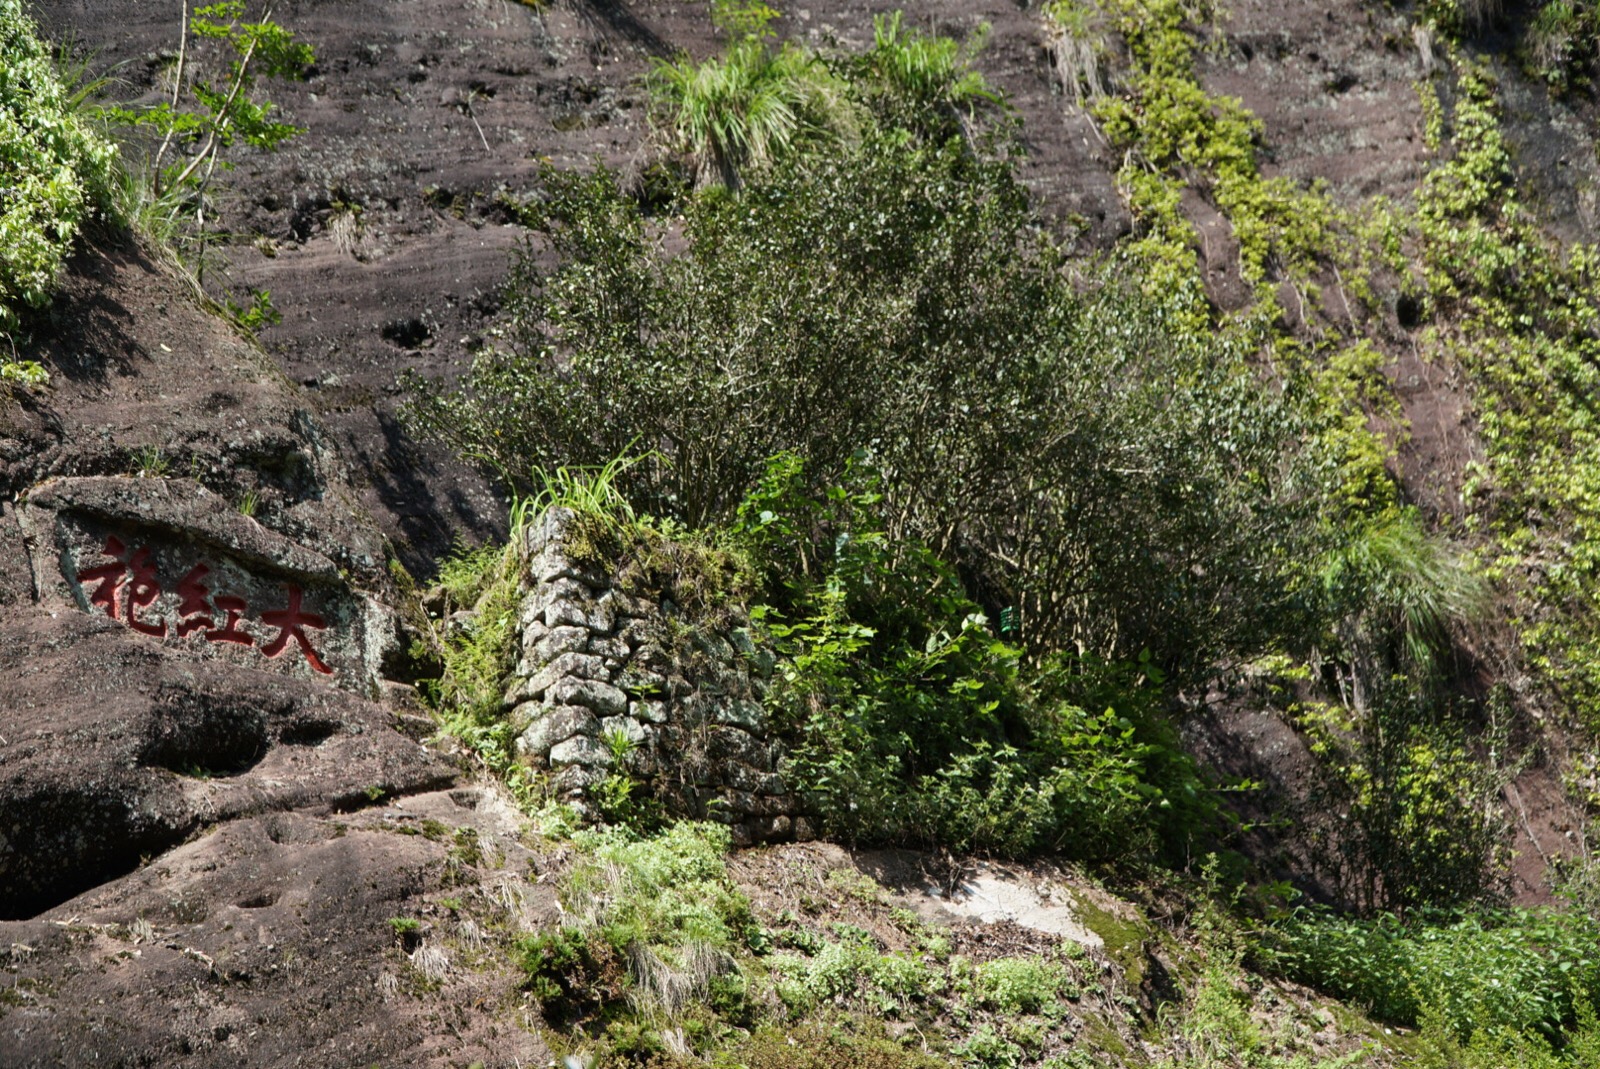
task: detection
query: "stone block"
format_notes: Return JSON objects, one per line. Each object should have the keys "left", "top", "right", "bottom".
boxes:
{"left": 545, "top": 597, "right": 593, "bottom": 630}
{"left": 724, "top": 764, "right": 787, "bottom": 795}
{"left": 550, "top": 734, "right": 614, "bottom": 769}
{"left": 553, "top": 764, "right": 608, "bottom": 797}
{"left": 516, "top": 705, "right": 599, "bottom": 758}
{"left": 528, "top": 545, "right": 604, "bottom": 588}
{"left": 748, "top": 649, "right": 776, "bottom": 679}
{"left": 707, "top": 727, "right": 768, "bottom": 766}
{"left": 757, "top": 793, "right": 798, "bottom": 816}
{"left": 630, "top": 699, "right": 668, "bottom": 724}
{"left": 619, "top": 618, "right": 658, "bottom": 647}
{"left": 548, "top": 676, "right": 628, "bottom": 717}
{"left": 710, "top": 698, "right": 764, "bottom": 732}
{"left": 532, "top": 577, "right": 591, "bottom": 610}
{"left": 589, "top": 591, "right": 618, "bottom": 634}
{"left": 587, "top": 635, "right": 631, "bottom": 661}
{"left": 599, "top": 715, "right": 648, "bottom": 746}
{"left": 608, "top": 590, "right": 656, "bottom": 617}
{"left": 719, "top": 789, "right": 760, "bottom": 817}
{"left": 522, "top": 505, "right": 576, "bottom": 558}
{"left": 747, "top": 815, "right": 793, "bottom": 841}
{"left": 528, "top": 625, "right": 589, "bottom": 663}
{"left": 693, "top": 631, "right": 734, "bottom": 663}
{"left": 527, "top": 651, "right": 610, "bottom": 693}
{"left": 617, "top": 667, "right": 665, "bottom": 697}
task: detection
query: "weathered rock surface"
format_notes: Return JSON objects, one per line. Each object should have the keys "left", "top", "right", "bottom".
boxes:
{"left": 0, "top": 785, "right": 556, "bottom": 1068}
{"left": 0, "top": 242, "right": 546, "bottom": 1065}
{"left": 0, "top": 610, "right": 453, "bottom": 919}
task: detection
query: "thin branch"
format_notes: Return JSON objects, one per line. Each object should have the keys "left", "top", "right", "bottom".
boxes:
{"left": 168, "top": 31, "right": 260, "bottom": 192}
{"left": 150, "top": 0, "right": 189, "bottom": 189}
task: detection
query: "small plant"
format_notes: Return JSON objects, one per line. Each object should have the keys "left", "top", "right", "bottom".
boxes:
{"left": 972, "top": 956, "right": 1076, "bottom": 1016}
{"left": 134, "top": 445, "right": 170, "bottom": 478}
{"left": 223, "top": 287, "right": 281, "bottom": 334}
{"left": 0, "top": 359, "right": 50, "bottom": 388}
{"left": 237, "top": 488, "right": 260, "bottom": 517}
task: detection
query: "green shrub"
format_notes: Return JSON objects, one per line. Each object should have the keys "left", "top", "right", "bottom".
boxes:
{"left": 740, "top": 456, "right": 1212, "bottom": 860}
{"left": 516, "top": 924, "right": 619, "bottom": 1017}
{"left": 1267, "top": 906, "right": 1600, "bottom": 1045}
{"left": 406, "top": 119, "right": 1325, "bottom": 676}
{"left": 1296, "top": 681, "right": 1508, "bottom": 912}
{"left": 1315, "top": 509, "right": 1488, "bottom": 683}
{"left": 773, "top": 940, "right": 936, "bottom": 1017}
{"left": 0, "top": 0, "right": 117, "bottom": 334}
{"left": 971, "top": 956, "right": 1076, "bottom": 1016}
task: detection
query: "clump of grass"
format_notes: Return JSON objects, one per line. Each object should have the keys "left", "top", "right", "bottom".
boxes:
{"left": 1043, "top": 0, "right": 1109, "bottom": 107}
{"left": 649, "top": 36, "right": 854, "bottom": 190}
{"left": 519, "top": 822, "right": 757, "bottom": 1022}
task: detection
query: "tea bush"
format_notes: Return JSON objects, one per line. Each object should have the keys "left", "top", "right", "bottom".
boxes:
{"left": 406, "top": 119, "right": 1327, "bottom": 677}
{"left": 1267, "top": 906, "right": 1600, "bottom": 1043}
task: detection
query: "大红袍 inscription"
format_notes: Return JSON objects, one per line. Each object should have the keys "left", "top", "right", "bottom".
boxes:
{"left": 17, "top": 475, "right": 390, "bottom": 692}
{"left": 74, "top": 535, "right": 334, "bottom": 675}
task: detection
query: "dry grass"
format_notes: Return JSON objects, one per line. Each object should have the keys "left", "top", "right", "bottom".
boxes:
{"left": 626, "top": 939, "right": 736, "bottom": 1019}
{"left": 410, "top": 942, "right": 452, "bottom": 984}
{"left": 1044, "top": 0, "right": 1108, "bottom": 108}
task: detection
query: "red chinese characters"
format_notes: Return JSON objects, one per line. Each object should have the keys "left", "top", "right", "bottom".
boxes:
{"left": 76, "top": 537, "right": 166, "bottom": 637}
{"left": 75, "top": 539, "right": 335, "bottom": 675}
{"left": 260, "top": 584, "right": 332, "bottom": 674}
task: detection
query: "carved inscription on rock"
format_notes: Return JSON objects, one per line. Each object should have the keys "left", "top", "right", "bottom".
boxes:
{"left": 75, "top": 535, "right": 334, "bottom": 674}
{"left": 18, "top": 476, "right": 391, "bottom": 692}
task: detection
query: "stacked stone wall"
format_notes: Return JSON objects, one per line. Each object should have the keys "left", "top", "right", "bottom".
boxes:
{"left": 505, "top": 508, "right": 809, "bottom": 844}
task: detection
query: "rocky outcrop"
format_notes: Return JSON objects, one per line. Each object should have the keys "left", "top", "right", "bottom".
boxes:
{"left": 0, "top": 241, "right": 511, "bottom": 1069}
{"left": 506, "top": 508, "right": 809, "bottom": 844}
{"left": 17, "top": 475, "right": 394, "bottom": 693}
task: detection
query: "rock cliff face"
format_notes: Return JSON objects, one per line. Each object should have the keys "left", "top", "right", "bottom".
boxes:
{"left": 6, "top": 0, "right": 1600, "bottom": 1062}
{"left": 507, "top": 507, "right": 806, "bottom": 842}
{"left": 0, "top": 240, "right": 509, "bottom": 1065}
